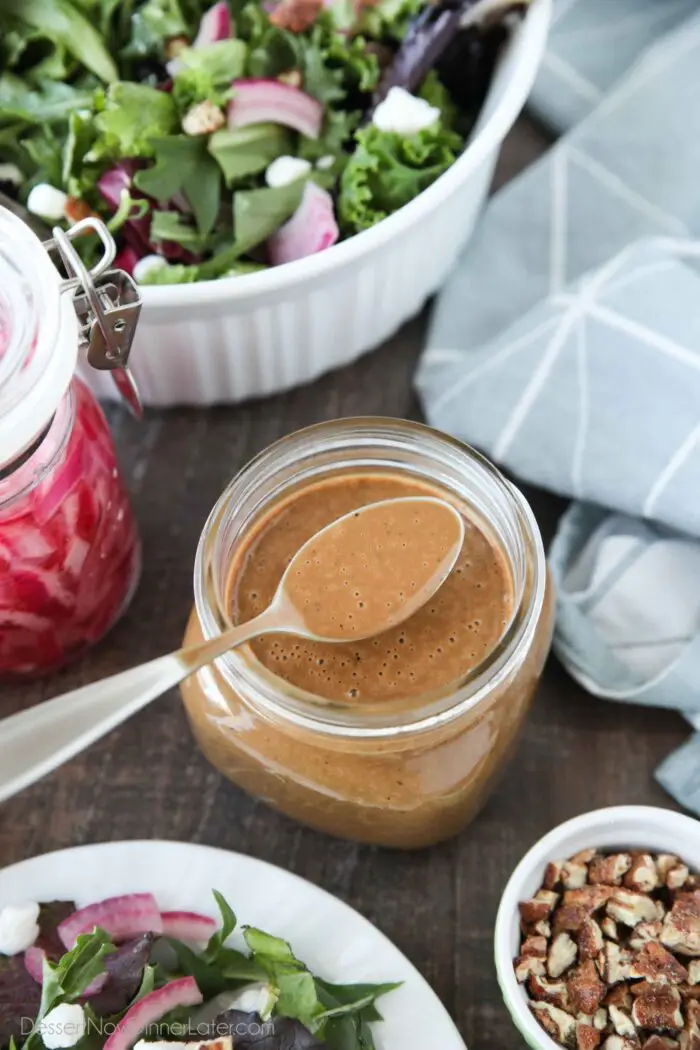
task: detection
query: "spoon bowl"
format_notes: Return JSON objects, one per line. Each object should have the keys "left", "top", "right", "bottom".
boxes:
{"left": 0, "top": 496, "right": 464, "bottom": 804}
{"left": 260, "top": 495, "right": 465, "bottom": 643}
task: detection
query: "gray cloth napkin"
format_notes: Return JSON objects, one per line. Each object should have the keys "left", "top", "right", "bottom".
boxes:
{"left": 415, "top": 0, "right": 700, "bottom": 813}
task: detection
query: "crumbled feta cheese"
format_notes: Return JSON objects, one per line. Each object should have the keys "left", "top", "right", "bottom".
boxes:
{"left": 225, "top": 982, "right": 276, "bottom": 1018}
{"left": 315, "top": 155, "right": 335, "bottom": 171}
{"left": 39, "top": 1004, "right": 86, "bottom": 1049}
{"left": 0, "top": 163, "right": 23, "bottom": 186}
{"left": 0, "top": 902, "right": 40, "bottom": 955}
{"left": 182, "top": 100, "right": 225, "bottom": 136}
{"left": 26, "top": 184, "right": 69, "bottom": 222}
{"left": 133, "top": 254, "right": 168, "bottom": 283}
{"left": 265, "top": 155, "right": 312, "bottom": 188}
{"left": 372, "top": 86, "right": 440, "bottom": 137}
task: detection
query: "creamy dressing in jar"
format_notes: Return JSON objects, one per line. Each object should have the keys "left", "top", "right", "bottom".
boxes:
{"left": 181, "top": 419, "right": 554, "bottom": 848}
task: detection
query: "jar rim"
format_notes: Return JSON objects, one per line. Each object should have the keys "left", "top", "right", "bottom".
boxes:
{"left": 0, "top": 207, "right": 78, "bottom": 469}
{"left": 193, "top": 418, "right": 547, "bottom": 740}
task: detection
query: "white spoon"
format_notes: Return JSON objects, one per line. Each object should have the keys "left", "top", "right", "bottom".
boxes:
{"left": 0, "top": 496, "right": 465, "bottom": 804}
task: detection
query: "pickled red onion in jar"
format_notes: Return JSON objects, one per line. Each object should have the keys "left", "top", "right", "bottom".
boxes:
{"left": 0, "top": 375, "right": 141, "bottom": 677}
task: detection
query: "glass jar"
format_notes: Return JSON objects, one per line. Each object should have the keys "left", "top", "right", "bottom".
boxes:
{"left": 181, "top": 419, "right": 554, "bottom": 849}
{"left": 0, "top": 207, "right": 142, "bottom": 677}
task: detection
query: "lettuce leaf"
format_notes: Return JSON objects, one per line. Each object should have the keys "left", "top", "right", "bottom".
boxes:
{"left": 0, "top": 0, "right": 118, "bottom": 82}
{"left": 122, "top": 0, "right": 189, "bottom": 60}
{"left": 134, "top": 135, "right": 221, "bottom": 235}
{"left": 172, "top": 39, "right": 248, "bottom": 109}
{"left": 208, "top": 125, "right": 292, "bottom": 186}
{"left": 91, "top": 81, "right": 178, "bottom": 160}
{"left": 338, "top": 121, "right": 462, "bottom": 234}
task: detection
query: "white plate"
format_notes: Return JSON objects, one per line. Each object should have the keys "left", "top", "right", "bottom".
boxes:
{"left": 0, "top": 840, "right": 467, "bottom": 1050}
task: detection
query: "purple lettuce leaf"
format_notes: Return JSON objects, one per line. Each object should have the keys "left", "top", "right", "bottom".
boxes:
{"left": 0, "top": 955, "right": 41, "bottom": 1049}
{"left": 36, "top": 901, "right": 76, "bottom": 961}
{"left": 214, "top": 1010, "right": 324, "bottom": 1050}
{"left": 87, "top": 933, "right": 155, "bottom": 1017}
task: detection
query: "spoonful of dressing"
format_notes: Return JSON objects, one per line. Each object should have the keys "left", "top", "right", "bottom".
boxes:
{"left": 0, "top": 496, "right": 464, "bottom": 804}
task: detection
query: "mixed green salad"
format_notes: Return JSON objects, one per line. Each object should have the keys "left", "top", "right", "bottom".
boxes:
{"left": 0, "top": 0, "right": 528, "bottom": 284}
{"left": 0, "top": 891, "right": 400, "bottom": 1050}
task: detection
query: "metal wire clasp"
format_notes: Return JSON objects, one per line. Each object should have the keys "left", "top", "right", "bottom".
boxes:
{"left": 42, "top": 218, "right": 143, "bottom": 418}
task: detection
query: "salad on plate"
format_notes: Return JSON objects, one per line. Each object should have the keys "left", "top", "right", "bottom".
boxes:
{"left": 0, "top": 0, "right": 529, "bottom": 284}
{"left": 0, "top": 890, "right": 400, "bottom": 1050}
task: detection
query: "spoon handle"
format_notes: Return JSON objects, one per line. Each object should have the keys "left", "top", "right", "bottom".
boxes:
{"left": 0, "top": 609, "right": 281, "bottom": 805}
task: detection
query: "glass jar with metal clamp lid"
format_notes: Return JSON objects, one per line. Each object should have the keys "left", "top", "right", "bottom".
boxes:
{"left": 0, "top": 206, "right": 143, "bottom": 678}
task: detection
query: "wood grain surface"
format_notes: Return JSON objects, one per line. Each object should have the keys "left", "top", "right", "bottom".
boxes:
{"left": 0, "top": 118, "right": 690, "bottom": 1049}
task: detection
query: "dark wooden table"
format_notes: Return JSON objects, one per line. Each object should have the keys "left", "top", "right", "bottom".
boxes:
{"left": 0, "top": 118, "right": 690, "bottom": 1049}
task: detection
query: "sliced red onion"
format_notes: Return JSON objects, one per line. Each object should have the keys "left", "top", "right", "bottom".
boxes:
{"left": 24, "top": 946, "right": 45, "bottom": 984}
{"left": 228, "top": 80, "right": 323, "bottom": 140}
{"left": 25, "top": 946, "right": 108, "bottom": 994}
{"left": 160, "top": 911, "right": 218, "bottom": 943}
{"left": 268, "top": 181, "right": 339, "bottom": 266}
{"left": 58, "top": 894, "right": 163, "bottom": 950}
{"left": 166, "top": 1, "right": 232, "bottom": 76}
{"left": 97, "top": 163, "right": 193, "bottom": 263}
{"left": 103, "top": 977, "right": 203, "bottom": 1050}
{"left": 114, "top": 247, "right": 140, "bottom": 276}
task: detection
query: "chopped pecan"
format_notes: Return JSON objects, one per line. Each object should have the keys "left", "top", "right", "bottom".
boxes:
{"left": 602, "top": 917, "right": 620, "bottom": 942}
{"left": 515, "top": 954, "right": 547, "bottom": 983}
{"left": 545, "top": 862, "right": 565, "bottom": 890}
{"left": 607, "top": 890, "right": 660, "bottom": 927}
{"left": 605, "top": 986, "right": 632, "bottom": 1011}
{"left": 569, "top": 961, "right": 607, "bottom": 1015}
{"left": 269, "top": 0, "right": 323, "bottom": 31}
{"left": 661, "top": 892, "right": 700, "bottom": 957}
{"left": 630, "top": 922, "right": 663, "bottom": 951}
{"left": 631, "top": 986, "right": 683, "bottom": 1031}
{"left": 667, "top": 866, "right": 691, "bottom": 892}
{"left": 590, "top": 855, "right": 632, "bottom": 887}
{"left": 559, "top": 905, "right": 595, "bottom": 935}
{"left": 657, "top": 856, "right": 682, "bottom": 880}
{"left": 578, "top": 1023, "right": 602, "bottom": 1050}
{"left": 531, "top": 1001, "right": 577, "bottom": 1047}
{"left": 558, "top": 889, "right": 615, "bottom": 933}
{"left": 522, "top": 890, "right": 562, "bottom": 923}
{"left": 609, "top": 1004, "right": 637, "bottom": 1039}
{"left": 630, "top": 942, "right": 689, "bottom": 985}
{"left": 549, "top": 932, "right": 579, "bottom": 979}
{"left": 679, "top": 999, "right": 700, "bottom": 1050}
{"left": 688, "top": 961, "right": 700, "bottom": 986}
{"left": 602, "top": 1037, "right": 639, "bottom": 1050}
{"left": 625, "top": 855, "right": 660, "bottom": 894}
{"left": 580, "top": 919, "right": 605, "bottom": 960}
{"left": 539, "top": 889, "right": 565, "bottom": 909}
{"left": 65, "top": 197, "right": 98, "bottom": 224}
{"left": 598, "top": 942, "right": 632, "bottom": 985}
{"left": 529, "top": 974, "right": 571, "bottom": 1011}
{"left": 277, "top": 69, "right": 303, "bottom": 88}
{"left": 522, "top": 935, "right": 548, "bottom": 958}
{"left": 643, "top": 1038, "right": 679, "bottom": 1050}
{"left": 182, "top": 100, "right": 225, "bottom": 136}
{"left": 564, "top": 862, "right": 592, "bottom": 890}
{"left": 164, "top": 35, "right": 189, "bottom": 59}
{"left": 572, "top": 850, "right": 600, "bottom": 865}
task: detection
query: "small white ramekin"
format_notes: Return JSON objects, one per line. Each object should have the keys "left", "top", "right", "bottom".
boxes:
{"left": 86, "top": 0, "right": 551, "bottom": 407}
{"left": 494, "top": 806, "right": 700, "bottom": 1050}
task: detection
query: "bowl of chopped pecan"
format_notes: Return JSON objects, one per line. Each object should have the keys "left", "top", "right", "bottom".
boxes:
{"left": 494, "top": 806, "right": 700, "bottom": 1050}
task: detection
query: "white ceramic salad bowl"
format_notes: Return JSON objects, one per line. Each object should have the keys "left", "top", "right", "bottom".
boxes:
{"left": 86, "top": 0, "right": 551, "bottom": 408}
{"left": 494, "top": 805, "right": 700, "bottom": 1050}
